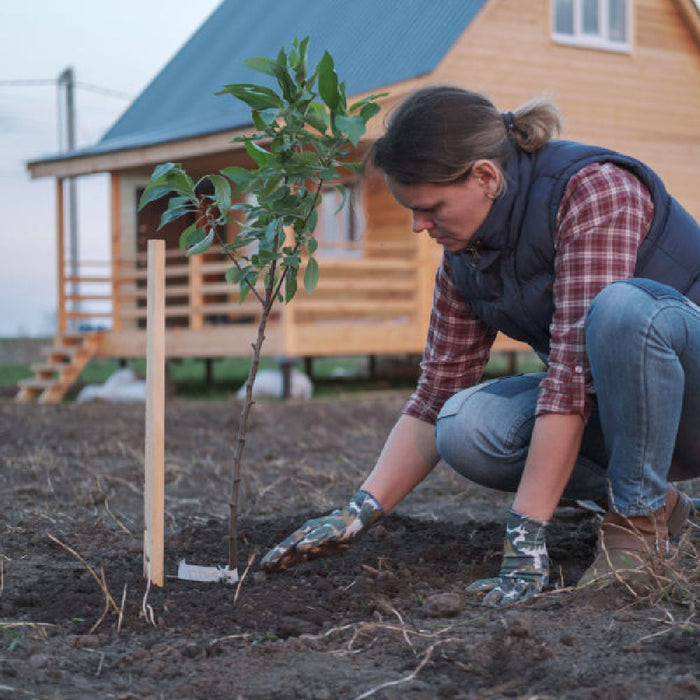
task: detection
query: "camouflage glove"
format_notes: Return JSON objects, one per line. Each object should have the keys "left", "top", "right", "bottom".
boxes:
{"left": 467, "top": 509, "right": 549, "bottom": 606}
{"left": 260, "top": 490, "right": 384, "bottom": 572}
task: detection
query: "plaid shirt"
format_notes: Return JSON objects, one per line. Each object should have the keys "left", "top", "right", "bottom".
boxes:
{"left": 404, "top": 162, "right": 654, "bottom": 424}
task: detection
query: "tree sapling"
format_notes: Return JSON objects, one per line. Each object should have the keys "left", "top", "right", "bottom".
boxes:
{"left": 138, "top": 37, "right": 384, "bottom": 577}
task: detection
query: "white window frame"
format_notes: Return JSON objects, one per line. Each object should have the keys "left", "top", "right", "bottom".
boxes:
{"left": 552, "top": 0, "right": 632, "bottom": 53}
{"left": 313, "top": 181, "right": 365, "bottom": 259}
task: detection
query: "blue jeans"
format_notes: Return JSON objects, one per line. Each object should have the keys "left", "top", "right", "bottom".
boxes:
{"left": 435, "top": 279, "right": 700, "bottom": 516}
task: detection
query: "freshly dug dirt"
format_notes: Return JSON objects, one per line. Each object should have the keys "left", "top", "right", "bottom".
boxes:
{"left": 1, "top": 393, "right": 699, "bottom": 699}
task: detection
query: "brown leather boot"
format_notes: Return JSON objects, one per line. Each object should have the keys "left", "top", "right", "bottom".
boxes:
{"left": 578, "top": 505, "right": 669, "bottom": 589}
{"left": 586, "top": 486, "right": 692, "bottom": 535}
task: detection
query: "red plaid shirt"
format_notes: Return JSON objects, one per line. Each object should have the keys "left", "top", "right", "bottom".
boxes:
{"left": 403, "top": 162, "right": 654, "bottom": 424}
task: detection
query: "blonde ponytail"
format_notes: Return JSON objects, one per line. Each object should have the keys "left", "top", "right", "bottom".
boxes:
{"left": 510, "top": 97, "right": 563, "bottom": 153}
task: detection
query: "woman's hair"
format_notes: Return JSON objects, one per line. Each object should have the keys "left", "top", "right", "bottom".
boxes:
{"left": 371, "top": 86, "right": 563, "bottom": 185}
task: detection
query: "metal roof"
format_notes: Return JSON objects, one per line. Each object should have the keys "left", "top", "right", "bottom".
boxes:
{"left": 36, "top": 0, "right": 487, "bottom": 163}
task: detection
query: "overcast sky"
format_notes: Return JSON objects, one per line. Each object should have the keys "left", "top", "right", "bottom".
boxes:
{"left": 0, "top": 1, "right": 221, "bottom": 336}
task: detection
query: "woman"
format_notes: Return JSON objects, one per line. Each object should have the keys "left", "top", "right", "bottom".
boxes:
{"left": 261, "top": 86, "right": 700, "bottom": 605}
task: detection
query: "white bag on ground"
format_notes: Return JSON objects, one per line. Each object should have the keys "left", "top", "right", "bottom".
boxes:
{"left": 237, "top": 369, "right": 313, "bottom": 399}
{"left": 77, "top": 368, "right": 147, "bottom": 403}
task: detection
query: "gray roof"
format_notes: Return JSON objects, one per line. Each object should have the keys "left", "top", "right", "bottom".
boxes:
{"left": 40, "top": 0, "right": 488, "bottom": 161}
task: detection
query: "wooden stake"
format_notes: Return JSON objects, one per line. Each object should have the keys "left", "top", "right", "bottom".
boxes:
{"left": 143, "top": 239, "right": 165, "bottom": 587}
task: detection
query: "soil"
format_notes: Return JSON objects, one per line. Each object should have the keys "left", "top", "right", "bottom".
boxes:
{"left": 1, "top": 392, "right": 699, "bottom": 699}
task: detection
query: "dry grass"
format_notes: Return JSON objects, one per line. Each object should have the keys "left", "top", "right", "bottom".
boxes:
{"left": 47, "top": 534, "right": 120, "bottom": 633}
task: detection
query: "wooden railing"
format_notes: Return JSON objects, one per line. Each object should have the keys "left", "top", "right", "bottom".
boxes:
{"left": 58, "top": 246, "right": 421, "bottom": 333}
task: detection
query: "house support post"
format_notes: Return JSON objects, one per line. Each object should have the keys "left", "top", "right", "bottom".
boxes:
{"left": 189, "top": 252, "right": 203, "bottom": 330}
{"left": 56, "top": 178, "right": 67, "bottom": 336}
{"left": 110, "top": 173, "right": 122, "bottom": 332}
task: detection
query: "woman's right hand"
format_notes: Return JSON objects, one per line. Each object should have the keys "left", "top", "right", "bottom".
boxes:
{"left": 260, "top": 490, "right": 383, "bottom": 572}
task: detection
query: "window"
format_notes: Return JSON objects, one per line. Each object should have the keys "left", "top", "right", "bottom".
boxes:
{"left": 553, "top": 0, "right": 631, "bottom": 52}
{"left": 313, "top": 182, "right": 365, "bottom": 258}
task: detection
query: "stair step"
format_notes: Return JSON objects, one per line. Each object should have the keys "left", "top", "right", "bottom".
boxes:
{"left": 31, "top": 363, "right": 60, "bottom": 375}
{"left": 43, "top": 346, "right": 81, "bottom": 359}
{"left": 18, "top": 378, "right": 63, "bottom": 391}
{"left": 61, "top": 333, "right": 89, "bottom": 347}
{"left": 16, "top": 331, "right": 103, "bottom": 404}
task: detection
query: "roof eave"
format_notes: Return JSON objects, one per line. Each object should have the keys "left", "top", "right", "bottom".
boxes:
{"left": 672, "top": 0, "right": 700, "bottom": 49}
{"left": 26, "top": 82, "right": 409, "bottom": 180}
{"left": 27, "top": 125, "right": 252, "bottom": 179}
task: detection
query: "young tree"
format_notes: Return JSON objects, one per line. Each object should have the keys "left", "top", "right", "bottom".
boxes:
{"left": 138, "top": 38, "right": 384, "bottom": 574}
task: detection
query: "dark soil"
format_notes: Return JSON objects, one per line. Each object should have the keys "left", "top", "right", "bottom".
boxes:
{"left": 1, "top": 393, "right": 699, "bottom": 699}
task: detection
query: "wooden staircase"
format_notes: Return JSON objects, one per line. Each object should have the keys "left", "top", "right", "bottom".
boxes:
{"left": 15, "top": 332, "right": 103, "bottom": 404}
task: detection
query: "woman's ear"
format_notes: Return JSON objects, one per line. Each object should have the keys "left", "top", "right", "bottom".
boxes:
{"left": 472, "top": 160, "right": 502, "bottom": 198}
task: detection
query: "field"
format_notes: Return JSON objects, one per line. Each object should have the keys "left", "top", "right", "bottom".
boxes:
{"left": 1, "top": 391, "right": 700, "bottom": 699}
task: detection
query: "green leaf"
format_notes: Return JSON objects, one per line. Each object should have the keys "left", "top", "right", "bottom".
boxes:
{"left": 292, "top": 36, "right": 310, "bottom": 83}
{"left": 261, "top": 220, "right": 281, "bottom": 251}
{"left": 304, "top": 101, "right": 329, "bottom": 134}
{"left": 258, "top": 172, "right": 283, "bottom": 199}
{"left": 307, "top": 237, "right": 318, "bottom": 255}
{"left": 167, "top": 171, "right": 197, "bottom": 200}
{"left": 349, "top": 93, "right": 389, "bottom": 112}
{"left": 240, "top": 271, "right": 257, "bottom": 302}
{"left": 317, "top": 51, "right": 339, "bottom": 110}
{"left": 226, "top": 265, "right": 249, "bottom": 284}
{"left": 251, "top": 110, "right": 267, "bottom": 132}
{"left": 185, "top": 228, "right": 215, "bottom": 256}
{"left": 285, "top": 267, "right": 298, "bottom": 302}
{"left": 292, "top": 150, "right": 321, "bottom": 166}
{"left": 334, "top": 184, "right": 349, "bottom": 215}
{"left": 207, "top": 174, "right": 232, "bottom": 215}
{"left": 360, "top": 102, "right": 381, "bottom": 123}
{"left": 307, "top": 208, "right": 318, "bottom": 233}
{"left": 159, "top": 202, "right": 192, "bottom": 229}
{"left": 244, "top": 139, "right": 275, "bottom": 168}
{"left": 337, "top": 81, "right": 348, "bottom": 116}
{"left": 216, "top": 83, "right": 283, "bottom": 111}
{"left": 243, "top": 56, "right": 277, "bottom": 77}
{"left": 274, "top": 47, "right": 296, "bottom": 102}
{"left": 303, "top": 256, "right": 319, "bottom": 295}
{"left": 343, "top": 160, "right": 364, "bottom": 174}
{"left": 179, "top": 223, "right": 206, "bottom": 251}
{"left": 139, "top": 184, "right": 175, "bottom": 210}
{"left": 219, "top": 165, "right": 255, "bottom": 185}
{"left": 334, "top": 114, "right": 366, "bottom": 146}
{"left": 151, "top": 162, "right": 179, "bottom": 181}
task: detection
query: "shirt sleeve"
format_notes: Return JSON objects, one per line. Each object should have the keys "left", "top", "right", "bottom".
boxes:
{"left": 403, "top": 254, "right": 496, "bottom": 424}
{"left": 536, "top": 162, "right": 654, "bottom": 418}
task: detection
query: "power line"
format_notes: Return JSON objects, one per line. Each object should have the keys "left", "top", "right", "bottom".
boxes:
{"left": 75, "top": 81, "right": 132, "bottom": 100}
{"left": 0, "top": 78, "right": 132, "bottom": 100}
{"left": 0, "top": 79, "right": 56, "bottom": 87}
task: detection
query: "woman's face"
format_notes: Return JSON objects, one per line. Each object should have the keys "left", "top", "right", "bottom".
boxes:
{"left": 386, "top": 163, "right": 498, "bottom": 252}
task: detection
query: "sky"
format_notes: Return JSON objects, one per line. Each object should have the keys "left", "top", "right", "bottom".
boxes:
{"left": 0, "top": 0, "right": 221, "bottom": 336}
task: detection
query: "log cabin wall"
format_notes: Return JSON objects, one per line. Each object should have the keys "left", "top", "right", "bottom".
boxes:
{"left": 432, "top": 0, "right": 700, "bottom": 219}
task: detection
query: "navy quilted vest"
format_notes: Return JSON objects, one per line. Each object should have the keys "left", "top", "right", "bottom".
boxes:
{"left": 446, "top": 140, "right": 700, "bottom": 357}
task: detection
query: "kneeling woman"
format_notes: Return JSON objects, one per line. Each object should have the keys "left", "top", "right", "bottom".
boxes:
{"left": 262, "top": 86, "right": 700, "bottom": 605}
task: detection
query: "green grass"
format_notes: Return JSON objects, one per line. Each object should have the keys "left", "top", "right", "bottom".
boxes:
{"left": 0, "top": 363, "right": 35, "bottom": 386}
{"left": 1, "top": 352, "right": 545, "bottom": 398}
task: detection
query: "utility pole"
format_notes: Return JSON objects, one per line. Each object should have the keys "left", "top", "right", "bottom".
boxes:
{"left": 58, "top": 67, "right": 79, "bottom": 328}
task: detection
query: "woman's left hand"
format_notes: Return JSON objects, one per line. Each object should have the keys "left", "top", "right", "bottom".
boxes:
{"left": 467, "top": 509, "right": 549, "bottom": 606}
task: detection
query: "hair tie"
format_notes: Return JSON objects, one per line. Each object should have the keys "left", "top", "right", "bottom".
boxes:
{"left": 502, "top": 111, "right": 515, "bottom": 133}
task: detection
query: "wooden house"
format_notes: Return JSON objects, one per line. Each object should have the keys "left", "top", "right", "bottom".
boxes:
{"left": 20, "top": 0, "right": 700, "bottom": 402}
